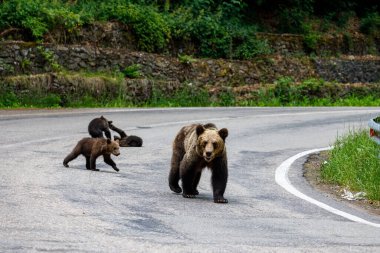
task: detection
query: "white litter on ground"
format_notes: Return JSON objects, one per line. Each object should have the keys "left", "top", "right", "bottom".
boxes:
{"left": 341, "top": 188, "right": 367, "bottom": 201}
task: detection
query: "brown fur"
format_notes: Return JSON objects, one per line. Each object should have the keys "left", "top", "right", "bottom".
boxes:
{"left": 109, "top": 123, "right": 143, "bottom": 147}
{"left": 169, "top": 123, "right": 229, "bottom": 203}
{"left": 63, "top": 137, "right": 120, "bottom": 172}
{"left": 88, "top": 116, "right": 112, "bottom": 139}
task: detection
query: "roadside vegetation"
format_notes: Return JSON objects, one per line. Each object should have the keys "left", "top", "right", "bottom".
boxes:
{"left": 0, "top": 0, "right": 379, "bottom": 59}
{"left": 321, "top": 129, "right": 380, "bottom": 201}
{"left": 1, "top": 74, "right": 379, "bottom": 108}
{"left": 0, "top": 1, "right": 378, "bottom": 108}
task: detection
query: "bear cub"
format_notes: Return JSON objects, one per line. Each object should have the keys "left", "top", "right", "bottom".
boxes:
{"left": 169, "top": 123, "right": 229, "bottom": 203}
{"left": 63, "top": 137, "right": 120, "bottom": 172}
{"left": 109, "top": 122, "right": 143, "bottom": 147}
{"left": 88, "top": 116, "right": 143, "bottom": 147}
{"left": 88, "top": 116, "right": 112, "bottom": 139}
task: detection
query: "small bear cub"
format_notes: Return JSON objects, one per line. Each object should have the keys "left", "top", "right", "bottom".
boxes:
{"left": 88, "top": 115, "right": 112, "bottom": 139}
{"left": 63, "top": 137, "right": 121, "bottom": 172}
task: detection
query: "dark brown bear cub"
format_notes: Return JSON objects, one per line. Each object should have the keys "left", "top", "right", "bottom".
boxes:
{"left": 88, "top": 116, "right": 112, "bottom": 139}
{"left": 63, "top": 138, "right": 120, "bottom": 172}
{"left": 109, "top": 122, "right": 143, "bottom": 147}
{"left": 169, "top": 123, "right": 229, "bottom": 203}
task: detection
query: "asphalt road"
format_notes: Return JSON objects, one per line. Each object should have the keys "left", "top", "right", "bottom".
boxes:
{"left": 1, "top": 107, "right": 380, "bottom": 253}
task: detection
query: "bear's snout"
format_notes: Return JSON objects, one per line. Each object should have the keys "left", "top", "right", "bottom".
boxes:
{"left": 204, "top": 152, "right": 214, "bottom": 162}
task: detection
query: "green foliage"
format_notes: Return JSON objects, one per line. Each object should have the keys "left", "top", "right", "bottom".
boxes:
{"left": 273, "top": 76, "right": 295, "bottom": 104}
{"left": 277, "top": 0, "right": 314, "bottom": 33}
{"left": 360, "top": 12, "right": 380, "bottom": 36}
{"left": 120, "top": 3, "right": 170, "bottom": 52}
{"left": 178, "top": 54, "right": 196, "bottom": 65}
{"left": 88, "top": 1, "right": 170, "bottom": 52}
{"left": 44, "top": 5, "right": 83, "bottom": 33}
{"left": 0, "top": 0, "right": 84, "bottom": 39}
{"left": 321, "top": 129, "right": 380, "bottom": 200}
{"left": 122, "top": 64, "right": 141, "bottom": 78}
{"left": 21, "top": 58, "right": 32, "bottom": 70}
{"left": 246, "top": 77, "right": 380, "bottom": 106}
{"left": 0, "top": 84, "right": 19, "bottom": 107}
{"left": 302, "top": 22, "right": 321, "bottom": 52}
{"left": 232, "top": 30, "right": 272, "bottom": 59}
{"left": 169, "top": 7, "right": 270, "bottom": 59}
{"left": 0, "top": 0, "right": 377, "bottom": 58}
{"left": 0, "top": 82, "right": 62, "bottom": 108}
{"left": 37, "top": 46, "right": 62, "bottom": 72}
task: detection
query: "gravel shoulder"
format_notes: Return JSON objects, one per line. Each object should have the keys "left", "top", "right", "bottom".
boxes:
{"left": 303, "top": 151, "right": 380, "bottom": 216}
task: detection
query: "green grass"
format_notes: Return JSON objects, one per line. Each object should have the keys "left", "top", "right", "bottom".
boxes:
{"left": 321, "top": 129, "right": 380, "bottom": 201}
{"left": 1, "top": 75, "right": 380, "bottom": 108}
{"left": 1, "top": 87, "right": 379, "bottom": 109}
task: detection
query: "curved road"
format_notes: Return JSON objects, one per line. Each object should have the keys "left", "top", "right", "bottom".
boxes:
{"left": 0, "top": 107, "right": 379, "bottom": 252}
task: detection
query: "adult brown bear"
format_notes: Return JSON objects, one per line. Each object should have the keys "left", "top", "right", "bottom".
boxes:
{"left": 169, "top": 123, "right": 229, "bottom": 203}
{"left": 63, "top": 137, "right": 121, "bottom": 172}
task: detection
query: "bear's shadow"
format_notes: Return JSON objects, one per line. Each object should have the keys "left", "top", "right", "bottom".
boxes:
{"left": 63, "top": 165, "right": 119, "bottom": 174}
{"left": 172, "top": 192, "right": 215, "bottom": 202}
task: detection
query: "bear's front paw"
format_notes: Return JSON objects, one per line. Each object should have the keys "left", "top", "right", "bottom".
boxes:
{"left": 113, "top": 167, "right": 119, "bottom": 172}
{"left": 182, "top": 193, "right": 196, "bottom": 198}
{"left": 63, "top": 163, "right": 69, "bottom": 168}
{"left": 214, "top": 197, "right": 228, "bottom": 204}
{"left": 90, "top": 168, "right": 100, "bottom": 171}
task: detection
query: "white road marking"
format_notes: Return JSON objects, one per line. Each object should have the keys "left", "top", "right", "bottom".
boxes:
{"left": 275, "top": 147, "right": 380, "bottom": 228}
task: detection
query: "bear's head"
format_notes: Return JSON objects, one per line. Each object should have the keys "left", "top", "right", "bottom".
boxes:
{"left": 106, "top": 138, "right": 120, "bottom": 156}
{"left": 99, "top": 115, "right": 112, "bottom": 126}
{"left": 196, "top": 124, "right": 228, "bottom": 163}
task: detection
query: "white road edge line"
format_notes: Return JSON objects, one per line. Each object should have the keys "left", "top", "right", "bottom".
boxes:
{"left": 275, "top": 147, "right": 380, "bottom": 228}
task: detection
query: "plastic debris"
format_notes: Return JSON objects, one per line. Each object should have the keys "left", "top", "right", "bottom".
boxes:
{"left": 341, "top": 188, "right": 367, "bottom": 200}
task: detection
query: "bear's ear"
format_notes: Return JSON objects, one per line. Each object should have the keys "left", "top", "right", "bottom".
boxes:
{"left": 196, "top": 124, "right": 205, "bottom": 136}
{"left": 107, "top": 138, "right": 112, "bottom": 144}
{"left": 100, "top": 115, "right": 105, "bottom": 119}
{"left": 218, "top": 128, "right": 228, "bottom": 141}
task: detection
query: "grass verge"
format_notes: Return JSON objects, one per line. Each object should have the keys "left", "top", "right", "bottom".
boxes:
{"left": 1, "top": 74, "right": 380, "bottom": 108}
{"left": 321, "top": 129, "right": 380, "bottom": 201}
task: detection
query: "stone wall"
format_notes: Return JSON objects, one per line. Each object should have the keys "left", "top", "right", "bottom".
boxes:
{"left": 42, "top": 22, "right": 380, "bottom": 56}
{"left": 256, "top": 32, "right": 378, "bottom": 56}
{"left": 0, "top": 42, "right": 379, "bottom": 85}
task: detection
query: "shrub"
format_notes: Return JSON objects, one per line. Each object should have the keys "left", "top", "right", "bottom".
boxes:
{"left": 0, "top": 0, "right": 84, "bottom": 40}
{"left": 94, "top": 1, "right": 170, "bottom": 52}
{"left": 0, "top": 84, "right": 19, "bottom": 107}
{"left": 360, "top": 12, "right": 380, "bottom": 36}
{"left": 273, "top": 76, "right": 295, "bottom": 104}
{"left": 122, "top": 64, "right": 141, "bottom": 78}
{"left": 178, "top": 54, "right": 196, "bottom": 65}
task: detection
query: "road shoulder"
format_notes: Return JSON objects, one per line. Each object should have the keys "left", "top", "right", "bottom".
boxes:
{"left": 303, "top": 151, "right": 380, "bottom": 216}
